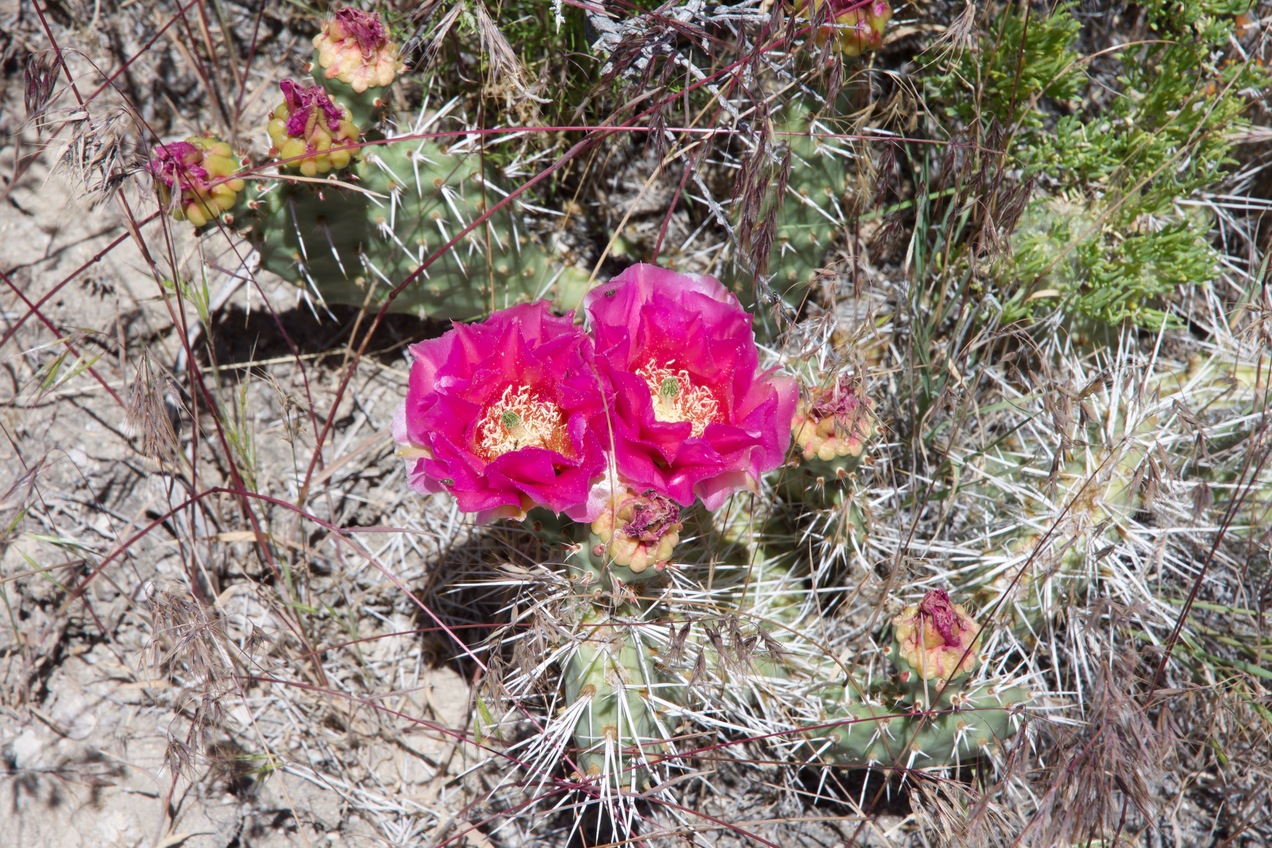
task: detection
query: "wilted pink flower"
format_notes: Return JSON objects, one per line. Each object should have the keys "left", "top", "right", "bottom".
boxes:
{"left": 792, "top": 378, "right": 875, "bottom": 467}
{"left": 149, "top": 136, "right": 244, "bottom": 227}
{"left": 266, "top": 80, "right": 359, "bottom": 176}
{"left": 892, "top": 589, "right": 981, "bottom": 682}
{"left": 313, "top": 8, "right": 402, "bottom": 93}
{"left": 591, "top": 487, "right": 683, "bottom": 575}
{"left": 394, "top": 303, "right": 610, "bottom": 522}
{"left": 585, "top": 264, "right": 797, "bottom": 510}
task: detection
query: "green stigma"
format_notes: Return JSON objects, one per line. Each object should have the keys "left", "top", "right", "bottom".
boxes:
{"left": 659, "top": 377, "right": 680, "bottom": 398}
{"left": 501, "top": 410, "right": 521, "bottom": 429}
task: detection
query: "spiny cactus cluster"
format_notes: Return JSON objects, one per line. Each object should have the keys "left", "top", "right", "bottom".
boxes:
{"left": 149, "top": 8, "right": 588, "bottom": 319}
{"left": 392, "top": 263, "right": 1031, "bottom": 832}
{"left": 739, "top": 3, "right": 893, "bottom": 306}
{"left": 160, "top": 0, "right": 1031, "bottom": 826}
{"left": 965, "top": 347, "right": 1272, "bottom": 651}
{"left": 817, "top": 590, "right": 1026, "bottom": 768}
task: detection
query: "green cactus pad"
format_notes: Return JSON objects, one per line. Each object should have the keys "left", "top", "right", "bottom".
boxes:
{"left": 820, "top": 683, "right": 1027, "bottom": 769}
{"left": 562, "top": 608, "right": 666, "bottom": 781}
{"left": 245, "top": 136, "right": 591, "bottom": 319}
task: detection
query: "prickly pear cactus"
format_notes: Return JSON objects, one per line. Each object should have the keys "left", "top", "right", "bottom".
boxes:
{"left": 766, "top": 109, "right": 860, "bottom": 302}
{"left": 817, "top": 590, "right": 1026, "bottom": 768}
{"left": 561, "top": 603, "right": 669, "bottom": 781}
{"left": 244, "top": 135, "right": 590, "bottom": 319}
{"left": 969, "top": 348, "right": 1272, "bottom": 647}
{"left": 152, "top": 8, "right": 589, "bottom": 320}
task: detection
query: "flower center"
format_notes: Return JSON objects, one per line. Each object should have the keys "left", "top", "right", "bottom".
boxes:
{"left": 474, "top": 385, "right": 567, "bottom": 460}
{"left": 621, "top": 490, "right": 681, "bottom": 543}
{"left": 637, "top": 361, "right": 719, "bottom": 437}
{"left": 917, "top": 589, "right": 965, "bottom": 647}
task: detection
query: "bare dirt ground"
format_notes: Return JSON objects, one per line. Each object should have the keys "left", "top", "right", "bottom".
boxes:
{"left": 0, "top": 30, "right": 487, "bottom": 845}
{"left": 1, "top": 160, "right": 486, "bottom": 848}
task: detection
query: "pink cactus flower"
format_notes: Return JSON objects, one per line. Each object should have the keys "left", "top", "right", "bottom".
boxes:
{"left": 585, "top": 264, "right": 797, "bottom": 510}
{"left": 394, "top": 303, "right": 611, "bottom": 522}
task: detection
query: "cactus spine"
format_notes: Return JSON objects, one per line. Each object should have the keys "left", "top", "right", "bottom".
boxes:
{"left": 561, "top": 603, "right": 668, "bottom": 782}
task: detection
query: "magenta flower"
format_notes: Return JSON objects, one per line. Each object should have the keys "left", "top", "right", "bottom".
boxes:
{"left": 394, "top": 303, "right": 611, "bottom": 522}
{"left": 585, "top": 264, "right": 797, "bottom": 510}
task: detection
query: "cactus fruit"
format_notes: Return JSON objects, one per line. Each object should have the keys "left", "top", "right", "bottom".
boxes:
{"left": 311, "top": 7, "right": 403, "bottom": 127}
{"left": 891, "top": 588, "right": 981, "bottom": 685}
{"left": 816, "top": 590, "right": 1027, "bottom": 768}
{"left": 149, "top": 136, "right": 246, "bottom": 228}
{"left": 799, "top": 0, "right": 894, "bottom": 57}
{"left": 791, "top": 376, "right": 876, "bottom": 481}
{"left": 266, "top": 81, "right": 361, "bottom": 177}
{"left": 589, "top": 488, "right": 683, "bottom": 581}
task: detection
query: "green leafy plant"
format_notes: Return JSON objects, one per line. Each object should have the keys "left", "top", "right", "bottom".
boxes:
{"left": 929, "top": 1, "right": 1265, "bottom": 327}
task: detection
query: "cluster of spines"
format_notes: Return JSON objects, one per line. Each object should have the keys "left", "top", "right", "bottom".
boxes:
{"left": 560, "top": 603, "right": 669, "bottom": 784}
{"left": 959, "top": 347, "right": 1271, "bottom": 651}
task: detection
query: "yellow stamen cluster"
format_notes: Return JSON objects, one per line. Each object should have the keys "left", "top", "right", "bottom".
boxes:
{"left": 637, "top": 362, "right": 720, "bottom": 437}
{"left": 474, "top": 385, "right": 567, "bottom": 459}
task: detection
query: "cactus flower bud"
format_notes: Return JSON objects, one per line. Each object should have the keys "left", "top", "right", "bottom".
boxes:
{"left": 892, "top": 589, "right": 980, "bottom": 682}
{"left": 792, "top": 378, "right": 875, "bottom": 467}
{"left": 149, "top": 136, "right": 245, "bottom": 228}
{"left": 313, "top": 8, "right": 402, "bottom": 94}
{"left": 266, "top": 80, "right": 360, "bottom": 177}
{"left": 591, "top": 488, "right": 683, "bottom": 575}
{"left": 800, "top": 0, "right": 892, "bottom": 57}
